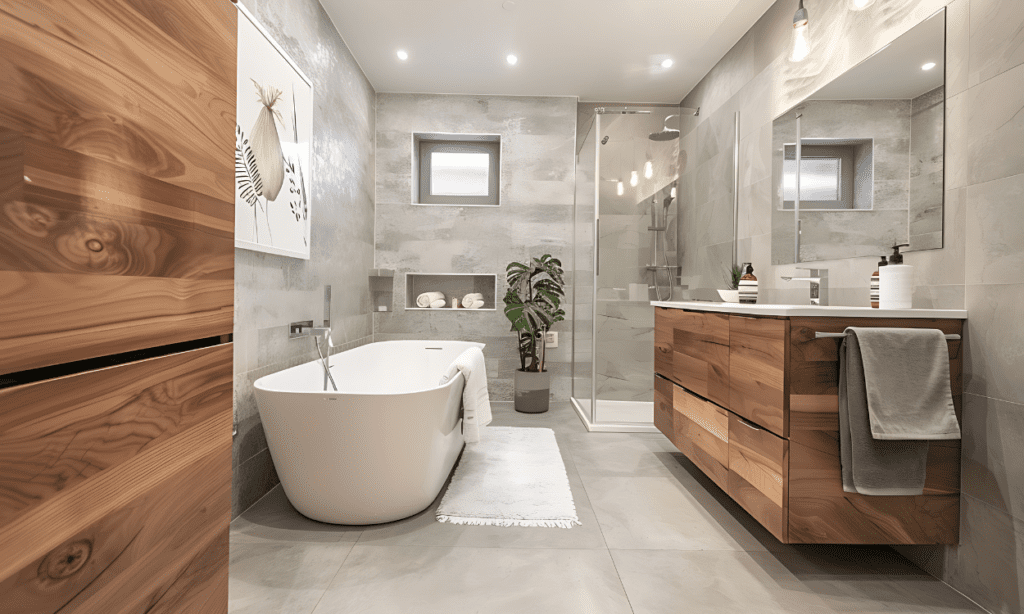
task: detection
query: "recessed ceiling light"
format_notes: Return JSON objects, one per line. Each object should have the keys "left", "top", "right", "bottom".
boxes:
{"left": 921, "top": 62, "right": 936, "bottom": 71}
{"left": 396, "top": 50, "right": 408, "bottom": 61}
{"left": 506, "top": 54, "right": 518, "bottom": 65}
{"left": 661, "top": 59, "right": 674, "bottom": 68}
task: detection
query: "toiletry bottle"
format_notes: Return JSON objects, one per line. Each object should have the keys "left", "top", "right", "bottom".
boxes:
{"left": 878, "top": 243, "right": 912, "bottom": 310}
{"left": 739, "top": 263, "right": 758, "bottom": 304}
{"left": 870, "top": 255, "right": 887, "bottom": 308}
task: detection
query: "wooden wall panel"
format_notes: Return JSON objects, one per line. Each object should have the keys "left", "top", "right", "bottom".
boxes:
{"left": 0, "top": 1, "right": 236, "bottom": 612}
{"left": 0, "top": 347, "right": 232, "bottom": 612}
{"left": 0, "top": 345, "right": 232, "bottom": 526}
{"left": 0, "top": 0, "right": 236, "bottom": 376}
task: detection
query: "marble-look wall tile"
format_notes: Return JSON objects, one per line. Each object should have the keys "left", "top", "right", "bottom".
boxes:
{"left": 964, "top": 283, "right": 1024, "bottom": 406}
{"left": 968, "top": 0, "right": 1024, "bottom": 87}
{"left": 966, "top": 61, "right": 1024, "bottom": 185}
{"left": 946, "top": 495, "right": 1024, "bottom": 614}
{"left": 962, "top": 394, "right": 1024, "bottom": 520}
{"left": 966, "top": 172, "right": 1024, "bottom": 285}
{"left": 233, "top": 0, "right": 376, "bottom": 518}
{"left": 374, "top": 94, "right": 576, "bottom": 402}
{"left": 945, "top": 0, "right": 970, "bottom": 97}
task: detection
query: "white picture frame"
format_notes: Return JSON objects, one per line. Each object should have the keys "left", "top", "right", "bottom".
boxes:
{"left": 234, "top": 4, "right": 314, "bottom": 260}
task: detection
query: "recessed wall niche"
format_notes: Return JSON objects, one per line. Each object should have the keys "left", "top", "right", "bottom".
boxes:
{"left": 405, "top": 273, "right": 497, "bottom": 311}
{"left": 412, "top": 133, "right": 501, "bottom": 206}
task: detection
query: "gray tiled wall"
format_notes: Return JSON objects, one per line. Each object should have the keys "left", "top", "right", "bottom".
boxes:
{"left": 679, "top": 0, "right": 1024, "bottom": 610}
{"left": 373, "top": 94, "right": 577, "bottom": 402}
{"left": 232, "top": 0, "right": 376, "bottom": 517}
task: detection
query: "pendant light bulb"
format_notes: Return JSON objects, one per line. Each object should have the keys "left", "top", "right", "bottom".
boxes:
{"left": 630, "top": 170, "right": 639, "bottom": 187}
{"left": 790, "top": 0, "right": 810, "bottom": 63}
{"left": 849, "top": 0, "right": 875, "bottom": 10}
{"left": 670, "top": 186, "right": 677, "bottom": 199}
{"left": 617, "top": 181, "right": 624, "bottom": 196}
{"left": 644, "top": 160, "right": 653, "bottom": 179}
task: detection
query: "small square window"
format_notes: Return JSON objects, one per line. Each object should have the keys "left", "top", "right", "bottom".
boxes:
{"left": 416, "top": 136, "right": 500, "bottom": 205}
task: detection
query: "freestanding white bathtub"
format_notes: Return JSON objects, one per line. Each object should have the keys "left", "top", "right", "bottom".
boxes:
{"left": 254, "top": 340, "right": 482, "bottom": 525}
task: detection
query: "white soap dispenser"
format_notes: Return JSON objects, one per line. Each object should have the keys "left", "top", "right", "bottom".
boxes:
{"left": 878, "top": 243, "right": 912, "bottom": 309}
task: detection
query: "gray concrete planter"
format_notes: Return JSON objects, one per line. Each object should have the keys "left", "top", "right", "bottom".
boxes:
{"left": 514, "top": 370, "right": 550, "bottom": 414}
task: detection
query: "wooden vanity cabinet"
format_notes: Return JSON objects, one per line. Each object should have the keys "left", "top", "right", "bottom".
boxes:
{"left": 654, "top": 307, "right": 964, "bottom": 545}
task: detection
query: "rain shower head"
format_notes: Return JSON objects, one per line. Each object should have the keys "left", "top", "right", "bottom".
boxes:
{"left": 648, "top": 107, "right": 700, "bottom": 141}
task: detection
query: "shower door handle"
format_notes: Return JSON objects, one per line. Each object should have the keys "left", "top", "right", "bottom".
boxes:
{"left": 595, "top": 218, "right": 600, "bottom": 277}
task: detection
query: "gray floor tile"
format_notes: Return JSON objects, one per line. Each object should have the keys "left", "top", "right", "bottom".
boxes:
{"left": 229, "top": 540, "right": 354, "bottom": 614}
{"left": 612, "top": 549, "right": 833, "bottom": 614}
{"left": 312, "top": 545, "right": 633, "bottom": 614}
{"left": 231, "top": 485, "right": 363, "bottom": 544}
{"left": 583, "top": 475, "right": 768, "bottom": 551}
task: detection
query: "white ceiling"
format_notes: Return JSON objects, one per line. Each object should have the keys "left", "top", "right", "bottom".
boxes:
{"left": 320, "top": 0, "right": 778, "bottom": 103}
{"left": 809, "top": 10, "right": 945, "bottom": 101}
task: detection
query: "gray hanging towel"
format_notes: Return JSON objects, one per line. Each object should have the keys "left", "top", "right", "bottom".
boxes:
{"left": 838, "top": 328, "right": 959, "bottom": 496}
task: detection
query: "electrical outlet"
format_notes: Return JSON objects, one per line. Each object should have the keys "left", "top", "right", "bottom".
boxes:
{"left": 545, "top": 331, "right": 558, "bottom": 348}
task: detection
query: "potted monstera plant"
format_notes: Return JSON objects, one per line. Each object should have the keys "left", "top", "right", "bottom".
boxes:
{"left": 503, "top": 254, "right": 566, "bottom": 414}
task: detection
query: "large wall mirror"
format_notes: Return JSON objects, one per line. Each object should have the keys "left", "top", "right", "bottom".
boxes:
{"left": 771, "top": 9, "right": 945, "bottom": 264}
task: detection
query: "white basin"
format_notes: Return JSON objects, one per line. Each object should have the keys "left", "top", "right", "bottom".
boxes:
{"left": 649, "top": 300, "right": 967, "bottom": 319}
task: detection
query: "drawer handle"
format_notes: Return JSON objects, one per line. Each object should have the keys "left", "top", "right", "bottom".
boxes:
{"left": 738, "top": 418, "right": 762, "bottom": 431}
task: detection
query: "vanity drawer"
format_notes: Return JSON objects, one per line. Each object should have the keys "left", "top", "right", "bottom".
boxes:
{"left": 729, "top": 315, "right": 788, "bottom": 436}
{"left": 673, "top": 311, "right": 730, "bottom": 408}
{"left": 673, "top": 386, "right": 729, "bottom": 492}
{"left": 654, "top": 375, "right": 675, "bottom": 444}
{"left": 728, "top": 412, "right": 788, "bottom": 542}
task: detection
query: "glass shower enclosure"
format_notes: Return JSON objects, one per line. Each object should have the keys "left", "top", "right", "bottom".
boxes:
{"left": 571, "top": 106, "right": 691, "bottom": 432}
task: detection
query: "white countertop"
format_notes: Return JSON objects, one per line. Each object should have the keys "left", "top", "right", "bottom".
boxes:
{"left": 650, "top": 301, "right": 967, "bottom": 319}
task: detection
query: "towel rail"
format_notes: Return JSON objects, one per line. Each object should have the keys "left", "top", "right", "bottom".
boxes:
{"left": 814, "top": 331, "right": 960, "bottom": 341}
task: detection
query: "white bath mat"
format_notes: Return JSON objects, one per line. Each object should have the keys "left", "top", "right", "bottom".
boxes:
{"left": 437, "top": 426, "right": 581, "bottom": 529}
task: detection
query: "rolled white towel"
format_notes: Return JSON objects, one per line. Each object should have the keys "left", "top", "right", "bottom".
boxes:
{"left": 417, "top": 291, "right": 445, "bottom": 308}
{"left": 465, "top": 299, "right": 484, "bottom": 309}
{"left": 429, "top": 299, "right": 446, "bottom": 309}
{"left": 462, "top": 293, "right": 484, "bottom": 306}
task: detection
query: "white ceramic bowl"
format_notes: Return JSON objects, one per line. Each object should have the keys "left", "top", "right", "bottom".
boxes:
{"left": 718, "top": 289, "right": 740, "bottom": 303}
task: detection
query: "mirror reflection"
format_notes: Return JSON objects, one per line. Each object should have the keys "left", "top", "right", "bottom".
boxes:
{"left": 772, "top": 10, "right": 945, "bottom": 264}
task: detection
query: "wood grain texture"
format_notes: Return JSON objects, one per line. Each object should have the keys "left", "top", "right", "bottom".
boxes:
{"left": 728, "top": 412, "right": 788, "bottom": 542}
{"left": 788, "top": 317, "right": 964, "bottom": 434}
{"left": 0, "top": 2, "right": 236, "bottom": 611}
{"left": 788, "top": 437, "right": 959, "bottom": 544}
{"left": 0, "top": 344, "right": 232, "bottom": 527}
{"left": 0, "top": 441, "right": 231, "bottom": 613}
{"left": 0, "top": 0, "right": 237, "bottom": 201}
{"left": 654, "top": 375, "right": 674, "bottom": 445}
{"left": 0, "top": 0, "right": 236, "bottom": 376}
{"left": 728, "top": 315, "right": 788, "bottom": 436}
{"left": 674, "top": 386, "right": 730, "bottom": 491}
{"left": 660, "top": 309, "right": 730, "bottom": 407}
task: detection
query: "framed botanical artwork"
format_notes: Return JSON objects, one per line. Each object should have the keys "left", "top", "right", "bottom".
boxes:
{"left": 234, "top": 4, "right": 314, "bottom": 259}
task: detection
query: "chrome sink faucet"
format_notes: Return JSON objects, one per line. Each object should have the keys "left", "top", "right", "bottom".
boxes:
{"left": 781, "top": 268, "right": 828, "bottom": 305}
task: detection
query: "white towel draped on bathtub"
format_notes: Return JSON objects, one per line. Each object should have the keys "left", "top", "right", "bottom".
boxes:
{"left": 417, "top": 291, "right": 445, "bottom": 308}
{"left": 440, "top": 347, "right": 492, "bottom": 443}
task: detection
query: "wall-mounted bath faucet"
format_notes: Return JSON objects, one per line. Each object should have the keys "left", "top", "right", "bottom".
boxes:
{"left": 781, "top": 268, "right": 828, "bottom": 305}
{"left": 288, "top": 286, "right": 337, "bottom": 391}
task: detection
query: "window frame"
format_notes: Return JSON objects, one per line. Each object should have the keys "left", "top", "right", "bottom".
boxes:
{"left": 416, "top": 136, "right": 501, "bottom": 206}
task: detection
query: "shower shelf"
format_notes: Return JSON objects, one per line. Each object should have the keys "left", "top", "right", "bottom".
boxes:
{"left": 645, "top": 265, "right": 679, "bottom": 270}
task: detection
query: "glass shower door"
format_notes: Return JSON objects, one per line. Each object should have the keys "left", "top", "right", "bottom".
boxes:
{"left": 572, "top": 119, "right": 596, "bottom": 425}
{"left": 573, "top": 107, "right": 681, "bottom": 431}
